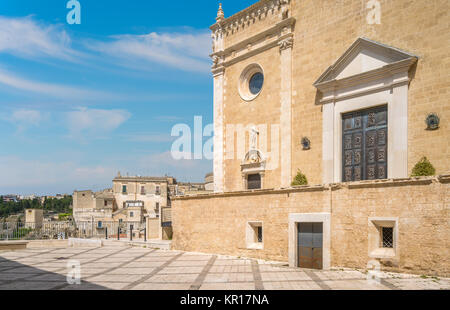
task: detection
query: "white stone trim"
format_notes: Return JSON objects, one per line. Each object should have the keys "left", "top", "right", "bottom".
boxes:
{"left": 322, "top": 78, "right": 409, "bottom": 183}
{"left": 213, "top": 70, "right": 225, "bottom": 193}
{"left": 238, "top": 63, "right": 264, "bottom": 102}
{"left": 288, "top": 213, "right": 331, "bottom": 270}
{"left": 368, "top": 217, "right": 399, "bottom": 260}
{"left": 280, "top": 36, "right": 292, "bottom": 188}
{"left": 246, "top": 221, "right": 264, "bottom": 250}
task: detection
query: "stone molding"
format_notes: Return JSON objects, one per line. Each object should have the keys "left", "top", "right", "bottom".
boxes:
{"left": 172, "top": 175, "right": 447, "bottom": 200}
{"left": 211, "top": 17, "right": 295, "bottom": 70}
{"left": 210, "top": 0, "right": 291, "bottom": 36}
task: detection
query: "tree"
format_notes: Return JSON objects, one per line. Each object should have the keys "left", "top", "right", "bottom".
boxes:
{"left": 411, "top": 157, "right": 436, "bottom": 177}
{"left": 292, "top": 170, "right": 308, "bottom": 186}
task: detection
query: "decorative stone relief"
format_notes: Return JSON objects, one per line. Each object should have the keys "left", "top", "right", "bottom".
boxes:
{"left": 279, "top": 37, "right": 294, "bottom": 52}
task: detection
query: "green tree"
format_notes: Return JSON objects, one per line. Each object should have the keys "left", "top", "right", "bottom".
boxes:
{"left": 411, "top": 157, "right": 436, "bottom": 177}
{"left": 291, "top": 170, "right": 308, "bottom": 186}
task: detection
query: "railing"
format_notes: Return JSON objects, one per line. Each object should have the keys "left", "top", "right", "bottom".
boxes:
{"left": 0, "top": 221, "right": 79, "bottom": 241}
{"left": 0, "top": 221, "right": 147, "bottom": 241}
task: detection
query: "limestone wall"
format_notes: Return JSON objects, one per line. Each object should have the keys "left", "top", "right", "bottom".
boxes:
{"left": 216, "top": 0, "right": 450, "bottom": 189}
{"left": 172, "top": 176, "right": 450, "bottom": 276}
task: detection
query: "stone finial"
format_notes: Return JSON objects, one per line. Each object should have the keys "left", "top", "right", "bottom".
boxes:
{"left": 216, "top": 3, "right": 225, "bottom": 23}
{"left": 117, "top": 171, "right": 121, "bottom": 178}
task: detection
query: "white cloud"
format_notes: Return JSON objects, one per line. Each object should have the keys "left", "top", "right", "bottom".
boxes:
{"left": 0, "top": 16, "right": 211, "bottom": 74}
{"left": 87, "top": 31, "right": 211, "bottom": 73}
{"left": 11, "top": 109, "right": 42, "bottom": 125}
{"left": 0, "top": 69, "right": 117, "bottom": 100}
{"left": 122, "top": 133, "right": 175, "bottom": 143}
{"left": 0, "top": 156, "right": 116, "bottom": 195}
{"left": 8, "top": 109, "right": 45, "bottom": 132}
{"left": 0, "top": 16, "right": 79, "bottom": 61}
{"left": 66, "top": 107, "right": 131, "bottom": 138}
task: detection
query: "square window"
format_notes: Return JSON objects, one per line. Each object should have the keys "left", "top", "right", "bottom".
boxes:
{"left": 122, "top": 185, "right": 127, "bottom": 194}
{"left": 246, "top": 222, "right": 263, "bottom": 249}
{"left": 141, "top": 186, "right": 146, "bottom": 195}
{"left": 369, "top": 218, "right": 397, "bottom": 259}
{"left": 129, "top": 212, "right": 134, "bottom": 218}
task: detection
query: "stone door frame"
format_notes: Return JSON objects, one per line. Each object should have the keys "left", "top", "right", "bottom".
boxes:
{"left": 288, "top": 213, "right": 331, "bottom": 270}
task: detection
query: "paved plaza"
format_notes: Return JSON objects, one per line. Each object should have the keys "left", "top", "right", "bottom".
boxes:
{"left": 0, "top": 246, "right": 448, "bottom": 290}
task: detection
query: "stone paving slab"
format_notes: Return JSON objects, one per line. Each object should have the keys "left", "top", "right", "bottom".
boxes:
{"left": 0, "top": 246, "right": 448, "bottom": 290}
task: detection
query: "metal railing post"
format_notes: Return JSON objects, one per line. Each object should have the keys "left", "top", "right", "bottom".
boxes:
{"left": 144, "top": 228, "right": 147, "bottom": 242}
{"left": 118, "top": 227, "right": 120, "bottom": 241}
{"left": 105, "top": 227, "right": 108, "bottom": 240}
{"left": 130, "top": 228, "right": 133, "bottom": 241}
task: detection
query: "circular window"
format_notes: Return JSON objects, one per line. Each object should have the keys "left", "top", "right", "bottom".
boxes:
{"left": 249, "top": 72, "right": 264, "bottom": 95}
{"left": 238, "top": 64, "right": 264, "bottom": 101}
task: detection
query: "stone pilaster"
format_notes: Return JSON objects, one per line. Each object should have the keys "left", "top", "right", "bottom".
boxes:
{"left": 279, "top": 36, "right": 293, "bottom": 188}
{"left": 212, "top": 28, "right": 225, "bottom": 193}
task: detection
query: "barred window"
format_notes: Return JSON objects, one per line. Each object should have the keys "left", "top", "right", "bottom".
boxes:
{"left": 257, "top": 226, "right": 263, "bottom": 243}
{"left": 382, "top": 227, "right": 394, "bottom": 248}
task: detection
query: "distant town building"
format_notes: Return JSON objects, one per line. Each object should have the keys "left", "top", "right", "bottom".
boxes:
{"left": 73, "top": 173, "right": 212, "bottom": 240}
{"left": 25, "top": 209, "right": 44, "bottom": 229}
{"left": 1, "top": 195, "right": 20, "bottom": 203}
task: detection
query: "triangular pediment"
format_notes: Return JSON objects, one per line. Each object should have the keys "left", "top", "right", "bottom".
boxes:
{"left": 314, "top": 37, "right": 418, "bottom": 86}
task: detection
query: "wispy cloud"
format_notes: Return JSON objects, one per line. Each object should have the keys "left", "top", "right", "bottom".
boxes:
{"left": 0, "top": 69, "right": 116, "bottom": 100}
{"left": 87, "top": 30, "right": 211, "bottom": 73}
{"left": 0, "top": 16, "right": 80, "bottom": 61}
{"left": 66, "top": 107, "right": 131, "bottom": 138}
{"left": 10, "top": 109, "right": 45, "bottom": 132}
{"left": 122, "top": 133, "right": 175, "bottom": 143}
{"left": 0, "top": 156, "right": 116, "bottom": 195}
{"left": 0, "top": 16, "right": 211, "bottom": 74}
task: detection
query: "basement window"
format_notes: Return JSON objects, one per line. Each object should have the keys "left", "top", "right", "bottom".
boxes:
{"left": 382, "top": 227, "right": 394, "bottom": 248}
{"left": 246, "top": 221, "right": 264, "bottom": 250}
{"left": 369, "top": 218, "right": 397, "bottom": 259}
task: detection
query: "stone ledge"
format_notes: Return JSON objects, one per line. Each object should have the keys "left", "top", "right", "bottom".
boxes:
{"left": 173, "top": 175, "right": 447, "bottom": 201}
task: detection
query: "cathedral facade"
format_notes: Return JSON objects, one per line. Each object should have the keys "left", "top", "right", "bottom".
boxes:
{"left": 172, "top": 0, "right": 449, "bottom": 276}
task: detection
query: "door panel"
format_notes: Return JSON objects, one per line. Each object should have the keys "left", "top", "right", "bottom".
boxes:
{"left": 342, "top": 106, "right": 388, "bottom": 182}
{"left": 298, "top": 223, "right": 323, "bottom": 270}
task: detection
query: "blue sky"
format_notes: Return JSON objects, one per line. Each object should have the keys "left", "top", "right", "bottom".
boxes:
{"left": 0, "top": 0, "right": 256, "bottom": 195}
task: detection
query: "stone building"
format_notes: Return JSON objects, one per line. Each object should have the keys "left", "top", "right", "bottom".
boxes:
{"left": 73, "top": 174, "right": 211, "bottom": 240}
{"left": 25, "top": 209, "right": 43, "bottom": 229}
{"left": 172, "top": 0, "right": 450, "bottom": 276}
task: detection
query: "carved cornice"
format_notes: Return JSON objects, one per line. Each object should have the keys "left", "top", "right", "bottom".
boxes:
{"left": 210, "top": 17, "right": 295, "bottom": 71}
{"left": 278, "top": 36, "right": 293, "bottom": 52}
{"left": 210, "top": 0, "right": 291, "bottom": 37}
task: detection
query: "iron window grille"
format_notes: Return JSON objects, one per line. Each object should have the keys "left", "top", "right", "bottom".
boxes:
{"left": 257, "top": 226, "right": 263, "bottom": 243}
{"left": 382, "top": 227, "right": 394, "bottom": 248}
